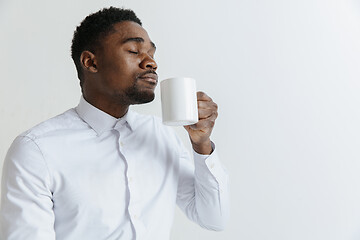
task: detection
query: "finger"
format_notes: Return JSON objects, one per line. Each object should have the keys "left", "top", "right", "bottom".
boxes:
{"left": 184, "top": 125, "right": 191, "bottom": 132}
{"left": 190, "top": 119, "right": 215, "bottom": 131}
{"left": 197, "top": 91, "right": 212, "bottom": 102}
{"left": 198, "top": 110, "right": 218, "bottom": 123}
{"left": 198, "top": 101, "right": 218, "bottom": 120}
{"left": 198, "top": 100, "right": 218, "bottom": 111}
{"left": 198, "top": 108, "right": 213, "bottom": 120}
{"left": 190, "top": 112, "right": 218, "bottom": 130}
{"left": 207, "top": 111, "right": 218, "bottom": 122}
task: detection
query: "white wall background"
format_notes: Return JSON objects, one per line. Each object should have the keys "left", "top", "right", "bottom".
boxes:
{"left": 1, "top": 0, "right": 360, "bottom": 239}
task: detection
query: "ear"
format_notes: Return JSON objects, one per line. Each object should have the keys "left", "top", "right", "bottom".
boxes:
{"left": 80, "top": 50, "right": 98, "bottom": 73}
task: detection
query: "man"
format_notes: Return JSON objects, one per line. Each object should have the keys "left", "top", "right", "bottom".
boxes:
{"left": 0, "top": 7, "right": 229, "bottom": 240}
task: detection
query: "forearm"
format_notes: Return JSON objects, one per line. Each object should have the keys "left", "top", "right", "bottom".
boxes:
{"left": 177, "top": 145, "right": 230, "bottom": 230}
{"left": 192, "top": 148, "right": 230, "bottom": 230}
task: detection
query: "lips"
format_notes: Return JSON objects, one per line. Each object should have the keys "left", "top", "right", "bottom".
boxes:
{"left": 138, "top": 73, "right": 158, "bottom": 85}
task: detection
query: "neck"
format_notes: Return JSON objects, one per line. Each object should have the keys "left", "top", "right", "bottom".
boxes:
{"left": 83, "top": 93, "right": 129, "bottom": 119}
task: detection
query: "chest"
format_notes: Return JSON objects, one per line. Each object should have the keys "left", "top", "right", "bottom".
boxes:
{"left": 43, "top": 130, "right": 180, "bottom": 212}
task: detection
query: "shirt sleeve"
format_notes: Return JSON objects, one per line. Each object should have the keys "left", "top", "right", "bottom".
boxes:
{"left": 176, "top": 141, "right": 230, "bottom": 231}
{"left": 1, "top": 136, "right": 56, "bottom": 240}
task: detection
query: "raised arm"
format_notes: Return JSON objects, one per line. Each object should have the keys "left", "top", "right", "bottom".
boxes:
{"left": 177, "top": 91, "right": 230, "bottom": 230}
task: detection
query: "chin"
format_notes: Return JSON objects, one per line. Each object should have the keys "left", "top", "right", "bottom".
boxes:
{"left": 124, "top": 83, "right": 156, "bottom": 105}
{"left": 129, "top": 91, "right": 155, "bottom": 105}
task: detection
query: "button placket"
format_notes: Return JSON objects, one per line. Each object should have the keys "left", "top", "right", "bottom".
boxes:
{"left": 123, "top": 154, "right": 142, "bottom": 236}
{"left": 114, "top": 121, "right": 144, "bottom": 237}
{"left": 115, "top": 126, "right": 139, "bottom": 234}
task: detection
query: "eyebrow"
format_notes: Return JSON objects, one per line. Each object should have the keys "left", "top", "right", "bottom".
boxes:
{"left": 123, "top": 37, "right": 156, "bottom": 50}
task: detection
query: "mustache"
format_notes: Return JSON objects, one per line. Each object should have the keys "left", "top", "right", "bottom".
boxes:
{"left": 136, "top": 70, "right": 158, "bottom": 79}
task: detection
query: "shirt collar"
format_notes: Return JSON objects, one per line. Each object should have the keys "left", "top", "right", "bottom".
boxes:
{"left": 75, "top": 95, "right": 137, "bottom": 135}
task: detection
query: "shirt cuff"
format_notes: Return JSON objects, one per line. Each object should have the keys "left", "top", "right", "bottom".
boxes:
{"left": 193, "top": 142, "right": 227, "bottom": 186}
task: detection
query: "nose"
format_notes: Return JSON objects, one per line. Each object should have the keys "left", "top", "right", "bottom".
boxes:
{"left": 140, "top": 54, "right": 157, "bottom": 71}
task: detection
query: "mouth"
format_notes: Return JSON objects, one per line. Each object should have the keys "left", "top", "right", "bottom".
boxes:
{"left": 138, "top": 73, "right": 158, "bottom": 85}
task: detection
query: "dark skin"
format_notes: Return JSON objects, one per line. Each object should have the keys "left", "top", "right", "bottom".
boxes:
{"left": 80, "top": 21, "right": 218, "bottom": 154}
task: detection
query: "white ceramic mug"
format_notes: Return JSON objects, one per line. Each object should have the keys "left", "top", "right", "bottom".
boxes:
{"left": 160, "top": 77, "right": 198, "bottom": 126}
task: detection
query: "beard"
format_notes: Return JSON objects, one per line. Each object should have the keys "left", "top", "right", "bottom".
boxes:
{"left": 123, "top": 79, "right": 155, "bottom": 104}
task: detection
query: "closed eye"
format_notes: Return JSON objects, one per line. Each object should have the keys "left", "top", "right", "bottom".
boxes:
{"left": 128, "top": 50, "right": 138, "bottom": 54}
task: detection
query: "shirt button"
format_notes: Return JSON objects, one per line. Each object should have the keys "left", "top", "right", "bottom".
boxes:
{"left": 133, "top": 214, "right": 138, "bottom": 219}
{"left": 209, "top": 163, "right": 215, "bottom": 169}
{"left": 120, "top": 141, "right": 124, "bottom": 147}
{"left": 129, "top": 177, "right": 133, "bottom": 183}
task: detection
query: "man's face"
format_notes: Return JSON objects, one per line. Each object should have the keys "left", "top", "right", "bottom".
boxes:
{"left": 92, "top": 21, "right": 158, "bottom": 105}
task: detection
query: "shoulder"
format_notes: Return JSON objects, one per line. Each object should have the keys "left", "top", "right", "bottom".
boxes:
{"left": 19, "top": 108, "right": 81, "bottom": 141}
{"left": 5, "top": 108, "right": 82, "bottom": 166}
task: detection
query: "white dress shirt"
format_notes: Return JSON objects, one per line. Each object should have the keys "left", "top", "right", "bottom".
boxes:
{"left": 1, "top": 96, "right": 229, "bottom": 240}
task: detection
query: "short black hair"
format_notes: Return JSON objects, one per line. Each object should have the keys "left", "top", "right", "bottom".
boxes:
{"left": 71, "top": 7, "right": 142, "bottom": 85}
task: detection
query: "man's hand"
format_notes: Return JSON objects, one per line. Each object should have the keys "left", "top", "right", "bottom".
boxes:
{"left": 184, "top": 91, "right": 218, "bottom": 155}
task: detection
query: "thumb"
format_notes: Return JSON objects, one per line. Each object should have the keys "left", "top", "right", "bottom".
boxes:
{"left": 184, "top": 125, "right": 191, "bottom": 132}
